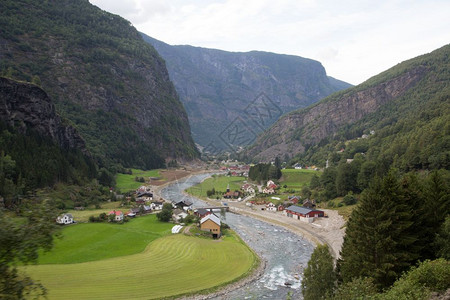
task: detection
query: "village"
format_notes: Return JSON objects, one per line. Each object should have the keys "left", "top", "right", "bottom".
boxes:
{"left": 56, "top": 164, "right": 328, "bottom": 242}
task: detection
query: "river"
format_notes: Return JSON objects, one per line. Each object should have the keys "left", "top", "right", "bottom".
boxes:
{"left": 161, "top": 173, "right": 314, "bottom": 300}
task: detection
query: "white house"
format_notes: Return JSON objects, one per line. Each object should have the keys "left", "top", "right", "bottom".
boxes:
{"left": 56, "top": 213, "right": 74, "bottom": 225}
{"left": 151, "top": 201, "right": 164, "bottom": 210}
{"left": 267, "top": 180, "right": 275, "bottom": 187}
{"left": 293, "top": 163, "right": 302, "bottom": 169}
{"left": 266, "top": 202, "right": 277, "bottom": 212}
{"left": 263, "top": 187, "right": 275, "bottom": 194}
{"left": 108, "top": 210, "right": 124, "bottom": 222}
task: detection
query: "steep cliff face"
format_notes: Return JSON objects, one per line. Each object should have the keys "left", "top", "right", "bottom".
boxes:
{"left": 142, "top": 34, "right": 352, "bottom": 151}
{"left": 0, "top": 0, "right": 198, "bottom": 168}
{"left": 0, "top": 77, "right": 87, "bottom": 153}
{"left": 246, "top": 44, "right": 449, "bottom": 162}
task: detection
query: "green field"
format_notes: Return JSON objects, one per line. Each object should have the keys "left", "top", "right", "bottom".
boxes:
{"left": 279, "top": 168, "right": 318, "bottom": 191}
{"left": 25, "top": 231, "right": 257, "bottom": 299}
{"left": 115, "top": 169, "right": 161, "bottom": 192}
{"left": 38, "top": 215, "right": 172, "bottom": 264}
{"left": 67, "top": 201, "right": 122, "bottom": 223}
{"left": 186, "top": 175, "right": 246, "bottom": 199}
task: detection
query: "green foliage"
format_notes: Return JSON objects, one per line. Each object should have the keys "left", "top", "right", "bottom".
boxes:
{"left": 248, "top": 163, "right": 281, "bottom": 182}
{"left": 434, "top": 215, "right": 450, "bottom": 259}
{"left": 338, "top": 170, "right": 417, "bottom": 289}
{"left": 331, "top": 277, "right": 377, "bottom": 300}
{"left": 302, "top": 244, "right": 336, "bottom": 300}
{"left": 157, "top": 204, "right": 173, "bottom": 222}
{"left": 377, "top": 259, "right": 450, "bottom": 300}
{"left": 0, "top": 204, "right": 58, "bottom": 299}
{"left": 0, "top": 122, "right": 97, "bottom": 208}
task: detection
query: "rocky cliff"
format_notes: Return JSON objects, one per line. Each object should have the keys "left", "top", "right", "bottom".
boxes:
{"left": 0, "top": 0, "right": 198, "bottom": 168}
{"left": 0, "top": 77, "right": 87, "bottom": 153}
{"left": 142, "top": 34, "right": 352, "bottom": 151}
{"left": 245, "top": 44, "right": 450, "bottom": 162}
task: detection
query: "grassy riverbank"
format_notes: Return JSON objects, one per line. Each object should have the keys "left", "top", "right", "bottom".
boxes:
{"left": 25, "top": 214, "right": 257, "bottom": 299}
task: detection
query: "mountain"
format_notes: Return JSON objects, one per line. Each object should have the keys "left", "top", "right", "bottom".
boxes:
{"left": 142, "top": 34, "right": 352, "bottom": 152}
{"left": 245, "top": 44, "right": 450, "bottom": 170}
{"left": 0, "top": 0, "right": 198, "bottom": 170}
{"left": 0, "top": 77, "right": 97, "bottom": 202}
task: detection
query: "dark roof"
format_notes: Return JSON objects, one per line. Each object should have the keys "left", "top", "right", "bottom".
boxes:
{"left": 196, "top": 208, "right": 209, "bottom": 215}
{"left": 285, "top": 205, "right": 321, "bottom": 215}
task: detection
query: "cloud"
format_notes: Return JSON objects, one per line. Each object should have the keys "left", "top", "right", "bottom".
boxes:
{"left": 90, "top": 0, "right": 450, "bottom": 85}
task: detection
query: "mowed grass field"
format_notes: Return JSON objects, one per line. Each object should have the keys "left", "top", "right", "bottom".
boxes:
{"left": 186, "top": 175, "right": 246, "bottom": 198}
{"left": 280, "top": 168, "right": 319, "bottom": 191}
{"left": 38, "top": 215, "right": 172, "bottom": 264}
{"left": 24, "top": 232, "right": 257, "bottom": 299}
{"left": 115, "top": 169, "right": 161, "bottom": 192}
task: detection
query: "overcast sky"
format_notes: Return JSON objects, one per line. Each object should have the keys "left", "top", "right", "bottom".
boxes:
{"left": 90, "top": 0, "right": 449, "bottom": 85}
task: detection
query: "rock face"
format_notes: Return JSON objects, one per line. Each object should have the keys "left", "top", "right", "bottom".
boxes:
{"left": 142, "top": 34, "right": 352, "bottom": 151}
{"left": 0, "top": 77, "right": 87, "bottom": 153}
{"left": 246, "top": 64, "right": 428, "bottom": 162}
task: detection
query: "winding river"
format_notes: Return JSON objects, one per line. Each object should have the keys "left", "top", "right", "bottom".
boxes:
{"left": 161, "top": 173, "right": 314, "bottom": 300}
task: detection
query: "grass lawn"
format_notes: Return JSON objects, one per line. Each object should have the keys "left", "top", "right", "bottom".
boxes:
{"left": 66, "top": 201, "right": 122, "bottom": 223}
{"left": 25, "top": 233, "right": 257, "bottom": 299}
{"left": 279, "top": 168, "right": 319, "bottom": 191}
{"left": 38, "top": 215, "right": 172, "bottom": 264}
{"left": 186, "top": 175, "right": 246, "bottom": 199}
{"left": 115, "top": 169, "right": 161, "bottom": 192}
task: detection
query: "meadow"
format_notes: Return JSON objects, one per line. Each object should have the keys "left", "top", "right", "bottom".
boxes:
{"left": 279, "top": 168, "right": 318, "bottom": 191}
{"left": 38, "top": 215, "right": 172, "bottom": 264}
{"left": 66, "top": 201, "right": 122, "bottom": 222}
{"left": 24, "top": 222, "right": 257, "bottom": 299}
{"left": 115, "top": 168, "right": 161, "bottom": 192}
{"left": 186, "top": 175, "right": 246, "bottom": 199}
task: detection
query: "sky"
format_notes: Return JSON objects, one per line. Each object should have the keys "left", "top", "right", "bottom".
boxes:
{"left": 89, "top": 0, "right": 450, "bottom": 85}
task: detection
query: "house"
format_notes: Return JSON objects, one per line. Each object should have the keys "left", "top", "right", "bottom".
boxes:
{"left": 200, "top": 214, "right": 221, "bottom": 238}
{"left": 263, "top": 187, "right": 275, "bottom": 194}
{"left": 284, "top": 206, "right": 324, "bottom": 223}
{"left": 277, "top": 205, "right": 285, "bottom": 211}
{"left": 151, "top": 201, "right": 164, "bottom": 210}
{"left": 302, "top": 199, "right": 316, "bottom": 209}
{"left": 266, "top": 202, "right": 277, "bottom": 212}
{"left": 241, "top": 183, "right": 255, "bottom": 194}
{"left": 56, "top": 213, "right": 74, "bottom": 225}
{"left": 172, "top": 208, "right": 188, "bottom": 222}
{"left": 195, "top": 208, "right": 212, "bottom": 219}
{"left": 293, "top": 163, "right": 302, "bottom": 169}
{"left": 172, "top": 199, "right": 193, "bottom": 210}
{"left": 288, "top": 195, "right": 300, "bottom": 204}
{"left": 267, "top": 180, "right": 275, "bottom": 187}
{"left": 108, "top": 210, "right": 124, "bottom": 222}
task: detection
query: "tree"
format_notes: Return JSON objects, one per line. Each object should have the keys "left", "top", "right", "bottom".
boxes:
{"left": 0, "top": 204, "right": 58, "bottom": 299}
{"left": 156, "top": 209, "right": 172, "bottom": 222}
{"left": 434, "top": 215, "right": 450, "bottom": 259}
{"left": 274, "top": 156, "right": 281, "bottom": 169}
{"left": 301, "top": 244, "right": 336, "bottom": 300}
{"left": 338, "top": 170, "right": 417, "bottom": 289}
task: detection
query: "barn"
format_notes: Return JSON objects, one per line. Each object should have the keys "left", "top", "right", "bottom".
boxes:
{"left": 285, "top": 205, "right": 324, "bottom": 223}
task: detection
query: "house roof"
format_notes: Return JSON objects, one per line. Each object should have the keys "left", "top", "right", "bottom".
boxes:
{"left": 200, "top": 214, "right": 221, "bottom": 226}
{"left": 285, "top": 205, "right": 315, "bottom": 215}
{"left": 196, "top": 208, "right": 210, "bottom": 215}
{"left": 108, "top": 210, "right": 123, "bottom": 216}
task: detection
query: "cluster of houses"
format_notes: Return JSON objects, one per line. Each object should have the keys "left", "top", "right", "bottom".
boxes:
{"left": 262, "top": 180, "right": 278, "bottom": 194}
{"left": 220, "top": 164, "right": 250, "bottom": 177}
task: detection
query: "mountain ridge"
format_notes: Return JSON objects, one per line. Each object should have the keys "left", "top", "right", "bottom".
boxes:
{"left": 142, "top": 34, "right": 352, "bottom": 151}
{"left": 245, "top": 44, "right": 450, "bottom": 166}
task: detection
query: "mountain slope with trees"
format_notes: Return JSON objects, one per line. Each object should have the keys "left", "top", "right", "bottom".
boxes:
{"left": 0, "top": 0, "right": 199, "bottom": 170}
{"left": 142, "top": 34, "right": 352, "bottom": 151}
{"left": 245, "top": 44, "right": 449, "bottom": 168}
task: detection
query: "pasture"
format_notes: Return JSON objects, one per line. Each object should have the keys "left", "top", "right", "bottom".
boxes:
{"left": 38, "top": 215, "right": 172, "bottom": 264}
{"left": 186, "top": 175, "right": 246, "bottom": 199}
{"left": 280, "top": 168, "right": 318, "bottom": 191}
{"left": 115, "top": 168, "right": 161, "bottom": 192}
{"left": 67, "top": 201, "right": 121, "bottom": 222}
{"left": 25, "top": 232, "right": 257, "bottom": 299}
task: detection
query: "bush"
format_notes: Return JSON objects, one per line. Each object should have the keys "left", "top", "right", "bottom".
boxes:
{"left": 343, "top": 192, "right": 357, "bottom": 205}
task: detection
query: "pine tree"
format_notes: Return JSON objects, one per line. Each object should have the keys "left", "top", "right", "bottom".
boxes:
{"left": 301, "top": 244, "right": 336, "bottom": 300}
{"left": 338, "top": 170, "right": 416, "bottom": 289}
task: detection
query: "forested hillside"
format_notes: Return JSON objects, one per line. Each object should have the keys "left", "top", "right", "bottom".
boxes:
{"left": 0, "top": 0, "right": 198, "bottom": 170}
{"left": 246, "top": 44, "right": 449, "bottom": 172}
{"left": 143, "top": 34, "right": 351, "bottom": 151}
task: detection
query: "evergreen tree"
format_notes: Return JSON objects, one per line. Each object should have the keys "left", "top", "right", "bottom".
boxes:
{"left": 301, "top": 244, "right": 336, "bottom": 300}
{"left": 338, "top": 170, "right": 416, "bottom": 289}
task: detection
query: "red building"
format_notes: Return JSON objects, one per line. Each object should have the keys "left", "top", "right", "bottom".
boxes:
{"left": 285, "top": 205, "right": 324, "bottom": 219}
